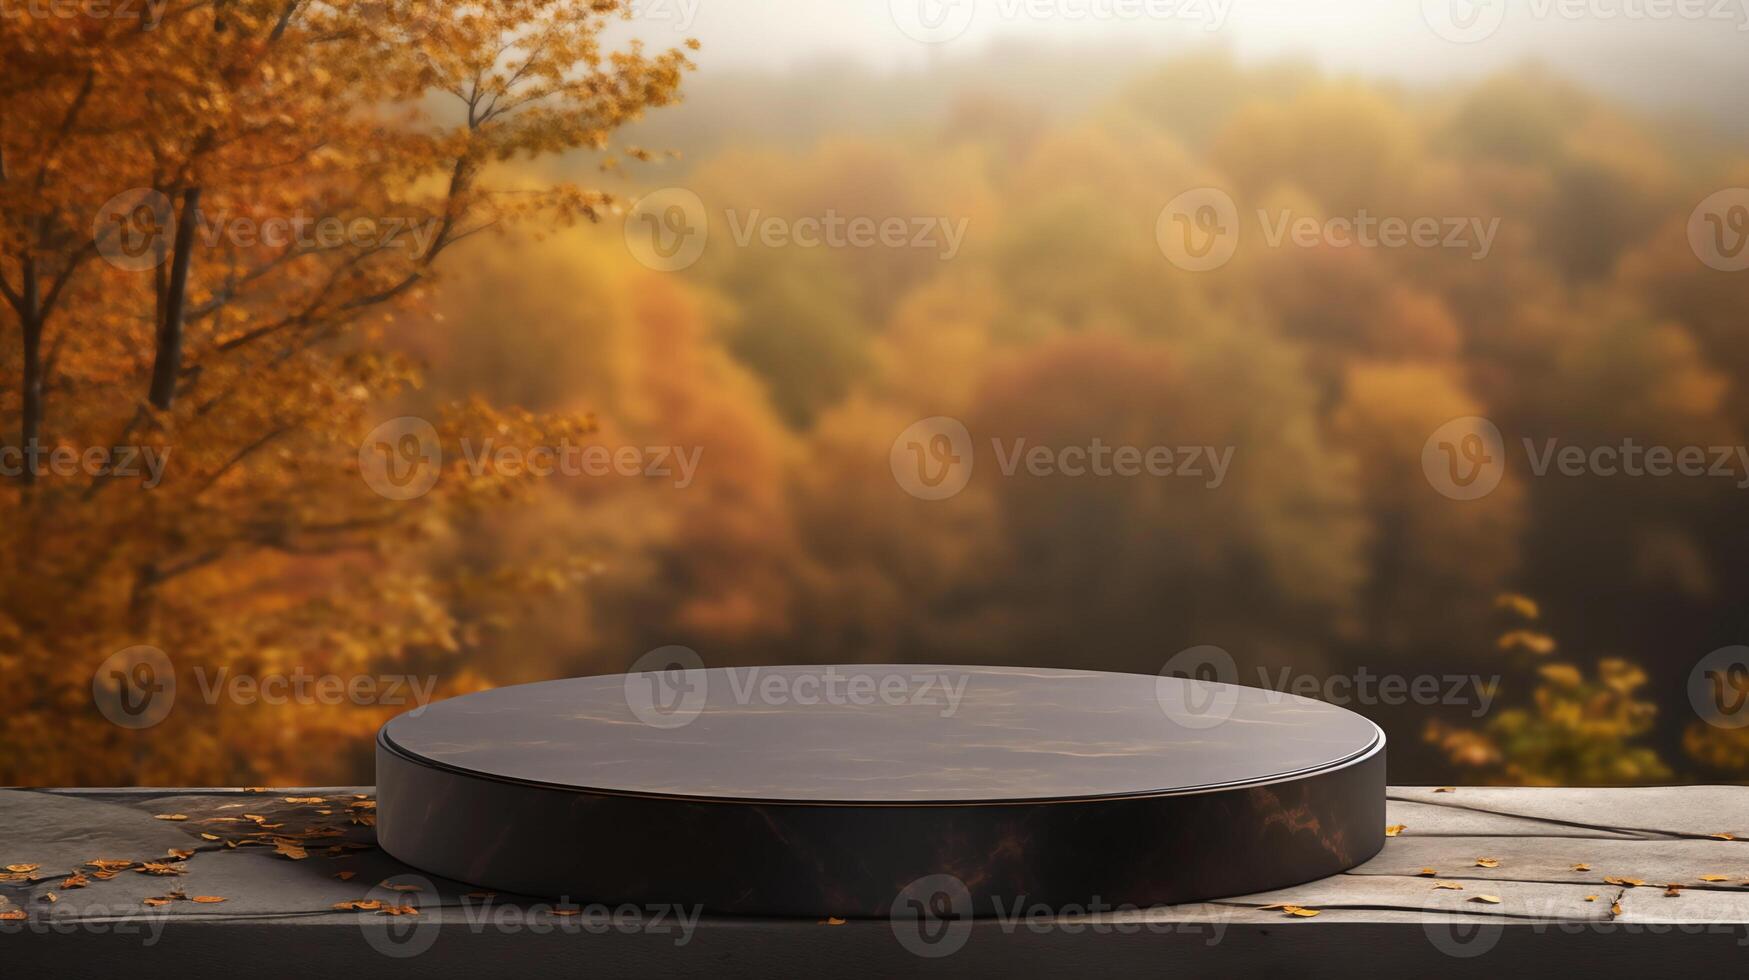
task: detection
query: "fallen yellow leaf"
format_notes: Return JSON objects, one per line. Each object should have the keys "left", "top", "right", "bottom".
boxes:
{"left": 1385, "top": 825, "right": 1406, "bottom": 837}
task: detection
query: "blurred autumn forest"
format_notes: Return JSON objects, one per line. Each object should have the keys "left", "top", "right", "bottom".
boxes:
{"left": 5, "top": 8, "right": 1749, "bottom": 787}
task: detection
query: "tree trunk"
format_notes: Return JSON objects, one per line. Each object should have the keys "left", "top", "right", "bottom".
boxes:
{"left": 19, "top": 255, "right": 41, "bottom": 485}
{"left": 148, "top": 187, "right": 201, "bottom": 411}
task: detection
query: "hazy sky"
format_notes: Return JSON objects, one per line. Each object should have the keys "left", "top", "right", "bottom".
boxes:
{"left": 615, "top": 0, "right": 1749, "bottom": 121}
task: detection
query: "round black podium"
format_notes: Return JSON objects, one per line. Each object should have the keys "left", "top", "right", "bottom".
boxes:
{"left": 377, "top": 665, "right": 1384, "bottom": 917}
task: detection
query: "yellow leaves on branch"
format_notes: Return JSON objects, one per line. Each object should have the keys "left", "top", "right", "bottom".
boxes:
{"left": 1429, "top": 603, "right": 1672, "bottom": 786}
{"left": 1494, "top": 594, "right": 1540, "bottom": 620}
{"left": 1497, "top": 630, "right": 1556, "bottom": 655}
{"left": 0, "top": 1, "right": 694, "bottom": 787}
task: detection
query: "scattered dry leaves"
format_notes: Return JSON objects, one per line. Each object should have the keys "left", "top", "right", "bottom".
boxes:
{"left": 135, "top": 862, "right": 188, "bottom": 877}
{"left": 1470, "top": 895, "right": 1502, "bottom": 905}
{"left": 1385, "top": 825, "right": 1406, "bottom": 837}
{"left": 1475, "top": 858, "right": 1501, "bottom": 868}
{"left": 153, "top": 814, "right": 188, "bottom": 822}
{"left": 1433, "top": 882, "right": 1464, "bottom": 890}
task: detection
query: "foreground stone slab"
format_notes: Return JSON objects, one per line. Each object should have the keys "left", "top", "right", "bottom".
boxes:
{"left": 2, "top": 786, "right": 1746, "bottom": 977}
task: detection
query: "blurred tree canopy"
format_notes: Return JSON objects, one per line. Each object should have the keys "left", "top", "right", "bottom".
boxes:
{"left": 7, "top": 25, "right": 1749, "bottom": 785}
{"left": 425, "top": 52, "right": 1749, "bottom": 786}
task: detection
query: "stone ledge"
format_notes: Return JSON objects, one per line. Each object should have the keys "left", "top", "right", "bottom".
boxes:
{"left": 3, "top": 786, "right": 1746, "bottom": 976}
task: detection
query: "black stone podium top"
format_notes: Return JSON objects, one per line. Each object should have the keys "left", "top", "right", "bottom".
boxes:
{"left": 379, "top": 665, "right": 1381, "bottom": 803}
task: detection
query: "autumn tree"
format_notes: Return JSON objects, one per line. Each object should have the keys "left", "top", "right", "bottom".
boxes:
{"left": 0, "top": 1, "right": 694, "bottom": 784}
